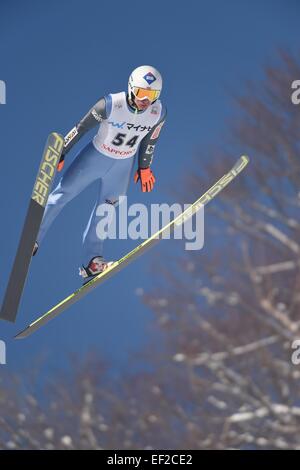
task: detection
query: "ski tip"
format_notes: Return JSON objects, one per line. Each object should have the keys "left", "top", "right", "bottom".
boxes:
{"left": 231, "top": 154, "right": 250, "bottom": 174}
{"left": 50, "top": 131, "right": 64, "bottom": 141}
{"left": 14, "top": 327, "right": 30, "bottom": 340}
{"left": 241, "top": 154, "right": 250, "bottom": 163}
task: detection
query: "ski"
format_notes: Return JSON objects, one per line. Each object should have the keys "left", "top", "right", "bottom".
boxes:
{"left": 1, "top": 133, "right": 64, "bottom": 323}
{"left": 15, "top": 155, "right": 249, "bottom": 339}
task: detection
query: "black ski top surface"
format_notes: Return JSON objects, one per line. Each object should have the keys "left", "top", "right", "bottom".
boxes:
{"left": 0, "top": 133, "right": 64, "bottom": 323}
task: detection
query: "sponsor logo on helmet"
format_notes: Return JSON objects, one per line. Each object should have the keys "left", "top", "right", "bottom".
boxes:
{"left": 143, "top": 72, "right": 156, "bottom": 85}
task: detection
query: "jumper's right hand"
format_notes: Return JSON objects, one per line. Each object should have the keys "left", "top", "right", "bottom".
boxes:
{"left": 57, "top": 154, "right": 65, "bottom": 172}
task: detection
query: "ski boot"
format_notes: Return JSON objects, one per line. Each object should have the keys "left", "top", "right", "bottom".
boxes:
{"left": 32, "top": 241, "right": 39, "bottom": 256}
{"left": 79, "top": 256, "right": 113, "bottom": 285}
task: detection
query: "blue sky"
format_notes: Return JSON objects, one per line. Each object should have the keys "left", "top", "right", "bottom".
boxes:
{"left": 0, "top": 0, "right": 299, "bottom": 375}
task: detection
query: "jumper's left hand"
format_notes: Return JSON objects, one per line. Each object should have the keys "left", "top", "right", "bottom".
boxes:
{"left": 134, "top": 168, "right": 156, "bottom": 192}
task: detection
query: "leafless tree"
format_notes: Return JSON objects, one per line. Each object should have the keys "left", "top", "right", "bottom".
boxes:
{"left": 143, "top": 50, "right": 300, "bottom": 449}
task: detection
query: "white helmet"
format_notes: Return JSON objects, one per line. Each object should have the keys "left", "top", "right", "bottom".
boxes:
{"left": 128, "top": 65, "right": 162, "bottom": 103}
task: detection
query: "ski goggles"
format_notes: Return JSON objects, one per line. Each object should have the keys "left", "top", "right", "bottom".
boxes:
{"left": 132, "top": 87, "right": 160, "bottom": 102}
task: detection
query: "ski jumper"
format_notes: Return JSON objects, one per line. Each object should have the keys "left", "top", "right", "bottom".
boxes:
{"left": 37, "top": 92, "right": 167, "bottom": 265}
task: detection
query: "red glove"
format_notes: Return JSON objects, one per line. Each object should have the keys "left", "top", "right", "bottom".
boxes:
{"left": 57, "top": 154, "right": 65, "bottom": 172}
{"left": 134, "top": 168, "right": 156, "bottom": 192}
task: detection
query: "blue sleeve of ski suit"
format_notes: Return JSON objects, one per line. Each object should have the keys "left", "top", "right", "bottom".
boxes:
{"left": 62, "top": 95, "right": 111, "bottom": 155}
{"left": 137, "top": 105, "right": 167, "bottom": 169}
